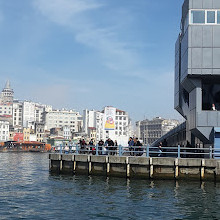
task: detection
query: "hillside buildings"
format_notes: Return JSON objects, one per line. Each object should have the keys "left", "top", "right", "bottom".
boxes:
{"left": 0, "top": 80, "right": 179, "bottom": 146}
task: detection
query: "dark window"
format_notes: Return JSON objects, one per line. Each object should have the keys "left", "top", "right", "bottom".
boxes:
{"left": 202, "top": 79, "right": 220, "bottom": 111}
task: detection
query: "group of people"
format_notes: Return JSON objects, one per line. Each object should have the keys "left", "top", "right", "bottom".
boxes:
{"left": 128, "top": 137, "right": 143, "bottom": 156}
{"left": 78, "top": 138, "right": 118, "bottom": 155}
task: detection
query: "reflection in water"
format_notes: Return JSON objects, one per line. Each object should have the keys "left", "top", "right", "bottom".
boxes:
{"left": 0, "top": 153, "right": 220, "bottom": 219}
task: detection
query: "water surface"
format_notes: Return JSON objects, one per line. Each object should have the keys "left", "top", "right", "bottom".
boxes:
{"left": 0, "top": 153, "right": 219, "bottom": 219}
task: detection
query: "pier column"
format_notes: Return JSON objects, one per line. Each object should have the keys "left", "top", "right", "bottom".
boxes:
{"left": 59, "top": 154, "right": 62, "bottom": 171}
{"left": 126, "top": 157, "right": 130, "bottom": 178}
{"left": 201, "top": 159, "right": 205, "bottom": 180}
{"left": 88, "top": 156, "right": 92, "bottom": 174}
{"left": 150, "top": 158, "right": 153, "bottom": 178}
{"left": 175, "top": 159, "right": 179, "bottom": 179}
{"left": 106, "top": 156, "right": 110, "bottom": 175}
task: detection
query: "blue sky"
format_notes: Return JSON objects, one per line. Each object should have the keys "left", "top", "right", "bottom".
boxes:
{"left": 0, "top": 0, "right": 184, "bottom": 122}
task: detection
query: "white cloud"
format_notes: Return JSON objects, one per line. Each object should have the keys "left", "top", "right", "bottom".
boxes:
{"left": 33, "top": 0, "right": 146, "bottom": 79}
{"left": 34, "top": 0, "right": 102, "bottom": 25}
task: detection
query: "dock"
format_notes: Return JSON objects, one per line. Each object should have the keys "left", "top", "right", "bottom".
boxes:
{"left": 49, "top": 154, "right": 220, "bottom": 181}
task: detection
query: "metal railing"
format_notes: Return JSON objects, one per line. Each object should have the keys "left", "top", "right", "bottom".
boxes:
{"left": 51, "top": 144, "right": 220, "bottom": 159}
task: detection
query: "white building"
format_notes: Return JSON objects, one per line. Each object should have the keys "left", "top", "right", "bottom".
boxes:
{"left": 0, "top": 120, "right": 9, "bottom": 142}
{"left": 23, "top": 101, "right": 52, "bottom": 127}
{"left": 0, "top": 103, "right": 13, "bottom": 117}
{"left": 44, "top": 109, "right": 83, "bottom": 133}
{"left": 13, "top": 101, "right": 23, "bottom": 129}
{"left": 62, "top": 126, "right": 71, "bottom": 140}
{"left": 83, "top": 107, "right": 131, "bottom": 146}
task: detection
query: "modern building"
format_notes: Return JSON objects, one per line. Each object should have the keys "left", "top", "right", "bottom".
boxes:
{"left": 137, "top": 117, "right": 179, "bottom": 145}
{"left": 0, "top": 120, "right": 9, "bottom": 142}
{"left": 174, "top": 0, "right": 220, "bottom": 147}
{"left": 44, "top": 109, "right": 83, "bottom": 133}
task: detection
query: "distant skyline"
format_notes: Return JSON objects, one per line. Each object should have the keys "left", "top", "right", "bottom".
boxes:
{"left": 0, "top": 0, "right": 184, "bottom": 122}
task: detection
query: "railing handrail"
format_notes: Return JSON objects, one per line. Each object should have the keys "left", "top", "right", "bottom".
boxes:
{"left": 52, "top": 144, "right": 220, "bottom": 159}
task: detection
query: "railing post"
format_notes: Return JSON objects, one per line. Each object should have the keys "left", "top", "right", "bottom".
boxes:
{"left": 178, "top": 145, "right": 180, "bottom": 159}
{"left": 209, "top": 146, "right": 212, "bottom": 159}
{"left": 96, "top": 144, "right": 99, "bottom": 156}
{"left": 60, "top": 144, "right": 62, "bottom": 154}
{"left": 119, "top": 145, "right": 122, "bottom": 157}
{"left": 146, "top": 145, "right": 149, "bottom": 157}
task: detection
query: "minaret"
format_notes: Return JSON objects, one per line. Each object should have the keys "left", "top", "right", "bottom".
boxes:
{"left": 0, "top": 80, "right": 14, "bottom": 104}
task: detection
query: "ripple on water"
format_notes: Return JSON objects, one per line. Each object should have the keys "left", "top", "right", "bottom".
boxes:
{"left": 0, "top": 153, "right": 220, "bottom": 219}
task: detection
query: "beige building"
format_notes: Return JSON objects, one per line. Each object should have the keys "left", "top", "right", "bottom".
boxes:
{"left": 137, "top": 117, "right": 179, "bottom": 145}
{"left": 23, "top": 128, "right": 35, "bottom": 142}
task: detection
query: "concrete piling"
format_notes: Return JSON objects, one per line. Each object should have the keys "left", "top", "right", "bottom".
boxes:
{"left": 49, "top": 154, "right": 220, "bottom": 181}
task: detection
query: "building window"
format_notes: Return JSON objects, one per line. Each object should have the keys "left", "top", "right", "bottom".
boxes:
{"left": 191, "top": 10, "right": 205, "bottom": 24}
{"left": 218, "top": 11, "right": 220, "bottom": 24}
{"left": 207, "top": 11, "right": 215, "bottom": 23}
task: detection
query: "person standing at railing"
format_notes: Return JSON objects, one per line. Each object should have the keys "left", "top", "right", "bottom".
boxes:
{"left": 133, "top": 138, "right": 143, "bottom": 156}
{"left": 98, "top": 140, "right": 104, "bottom": 155}
{"left": 89, "top": 139, "right": 96, "bottom": 155}
{"left": 158, "top": 142, "right": 163, "bottom": 157}
{"left": 81, "top": 139, "right": 87, "bottom": 154}
{"left": 114, "top": 140, "right": 118, "bottom": 155}
{"left": 128, "top": 137, "right": 134, "bottom": 156}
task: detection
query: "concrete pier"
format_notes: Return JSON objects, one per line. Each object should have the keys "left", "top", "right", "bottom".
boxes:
{"left": 49, "top": 154, "right": 220, "bottom": 181}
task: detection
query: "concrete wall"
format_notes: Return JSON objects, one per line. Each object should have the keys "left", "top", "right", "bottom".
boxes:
{"left": 49, "top": 154, "right": 220, "bottom": 181}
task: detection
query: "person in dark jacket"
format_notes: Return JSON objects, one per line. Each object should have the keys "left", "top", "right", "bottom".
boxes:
{"left": 133, "top": 138, "right": 143, "bottom": 156}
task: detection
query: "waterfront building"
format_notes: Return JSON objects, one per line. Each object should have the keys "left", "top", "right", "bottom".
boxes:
{"left": 12, "top": 100, "right": 23, "bottom": 129}
{"left": 83, "top": 109, "right": 104, "bottom": 141}
{"left": 83, "top": 107, "right": 131, "bottom": 146}
{"left": 0, "top": 120, "right": 10, "bottom": 142}
{"left": 44, "top": 109, "right": 83, "bottom": 133}
{"left": 174, "top": 0, "right": 220, "bottom": 147}
{"left": 22, "top": 101, "right": 52, "bottom": 128}
{"left": 137, "top": 117, "right": 179, "bottom": 145}
{"left": 61, "top": 126, "right": 71, "bottom": 140}
{"left": 23, "top": 127, "right": 35, "bottom": 142}
{"left": 35, "top": 122, "right": 45, "bottom": 143}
